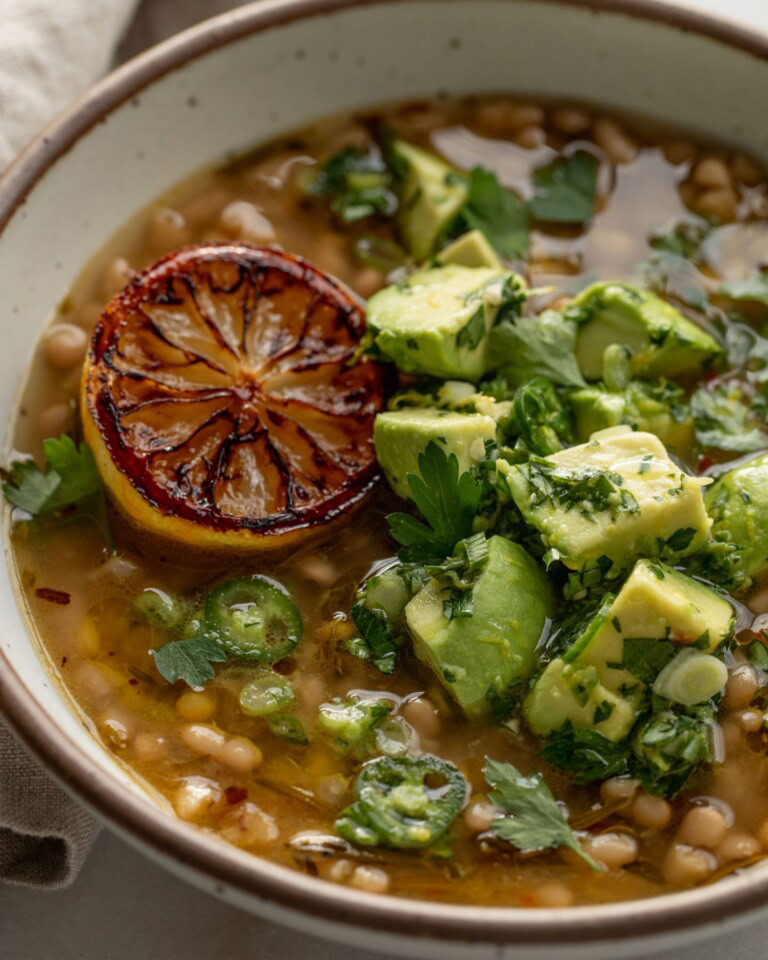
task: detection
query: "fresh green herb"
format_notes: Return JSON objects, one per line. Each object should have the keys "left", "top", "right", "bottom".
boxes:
{"left": 336, "top": 754, "right": 468, "bottom": 849}
{"left": 513, "top": 377, "right": 574, "bottom": 456}
{"left": 649, "top": 216, "right": 712, "bottom": 261}
{"left": 632, "top": 709, "right": 712, "bottom": 797}
{"left": 691, "top": 385, "right": 767, "bottom": 453}
{"left": 747, "top": 634, "right": 768, "bottom": 671}
{"left": 663, "top": 527, "right": 697, "bottom": 553}
{"left": 349, "top": 602, "right": 400, "bottom": 674}
{"left": 3, "top": 435, "right": 112, "bottom": 548}
{"left": 455, "top": 306, "right": 486, "bottom": 350}
{"left": 454, "top": 167, "right": 529, "bottom": 259}
{"left": 152, "top": 632, "right": 228, "bottom": 688}
{"left": 490, "top": 310, "right": 586, "bottom": 389}
{"left": 530, "top": 151, "right": 598, "bottom": 224}
{"left": 483, "top": 758, "right": 601, "bottom": 870}
{"left": 387, "top": 441, "right": 480, "bottom": 563}
{"left": 542, "top": 722, "right": 630, "bottom": 783}
{"left": 621, "top": 637, "right": 677, "bottom": 686}
{"left": 304, "top": 145, "right": 397, "bottom": 224}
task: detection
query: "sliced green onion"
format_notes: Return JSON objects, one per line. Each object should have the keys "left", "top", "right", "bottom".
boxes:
{"left": 652, "top": 648, "right": 728, "bottom": 705}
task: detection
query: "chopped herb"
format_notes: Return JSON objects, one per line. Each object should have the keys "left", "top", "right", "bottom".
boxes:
{"left": 663, "top": 527, "right": 697, "bottom": 553}
{"left": 349, "top": 602, "right": 399, "bottom": 674}
{"left": 454, "top": 166, "right": 529, "bottom": 259}
{"left": 530, "top": 151, "right": 598, "bottom": 224}
{"left": 542, "top": 722, "right": 630, "bottom": 783}
{"left": 513, "top": 376, "right": 574, "bottom": 456}
{"left": 484, "top": 758, "right": 601, "bottom": 870}
{"left": 611, "top": 616, "right": 622, "bottom": 633}
{"left": 455, "top": 305, "right": 486, "bottom": 350}
{"left": 621, "top": 637, "right": 677, "bottom": 686}
{"left": 632, "top": 709, "right": 712, "bottom": 797}
{"left": 650, "top": 216, "right": 712, "bottom": 261}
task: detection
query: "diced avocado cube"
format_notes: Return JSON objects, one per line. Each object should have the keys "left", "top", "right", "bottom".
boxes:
{"left": 571, "top": 282, "right": 724, "bottom": 380}
{"left": 569, "top": 381, "right": 693, "bottom": 450}
{"left": 366, "top": 265, "right": 525, "bottom": 380}
{"left": 392, "top": 140, "right": 468, "bottom": 260}
{"left": 525, "top": 658, "right": 636, "bottom": 741}
{"left": 405, "top": 535, "right": 553, "bottom": 719}
{"left": 705, "top": 451, "right": 768, "bottom": 586}
{"left": 374, "top": 408, "right": 496, "bottom": 502}
{"left": 524, "top": 559, "right": 734, "bottom": 740}
{"left": 437, "top": 229, "right": 503, "bottom": 270}
{"left": 500, "top": 425, "right": 712, "bottom": 582}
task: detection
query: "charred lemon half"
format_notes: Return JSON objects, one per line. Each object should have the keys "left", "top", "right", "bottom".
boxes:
{"left": 82, "top": 243, "right": 388, "bottom": 551}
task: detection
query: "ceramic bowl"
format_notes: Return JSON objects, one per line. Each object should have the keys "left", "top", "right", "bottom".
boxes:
{"left": 2, "top": 1, "right": 768, "bottom": 956}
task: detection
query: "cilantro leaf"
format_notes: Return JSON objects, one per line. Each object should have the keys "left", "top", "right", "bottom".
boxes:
{"left": 152, "top": 633, "right": 228, "bottom": 688}
{"left": 349, "top": 602, "right": 399, "bottom": 674}
{"left": 720, "top": 269, "right": 768, "bottom": 305}
{"left": 490, "top": 310, "right": 586, "bottom": 388}
{"left": 3, "top": 458, "right": 61, "bottom": 514}
{"left": 542, "top": 722, "right": 630, "bottom": 784}
{"left": 691, "top": 385, "right": 768, "bottom": 452}
{"left": 387, "top": 442, "right": 480, "bottom": 562}
{"left": 42, "top": 436, "right": 102, "bottom": 509}
{"left": 649, "top": 216, "right": 712, "bottom": 261}
{"left": 455, "top": 167, "right": 529, "bottom": 259}
{"left": 530, "top": 151, "right": 598, "bottom": 224}
{"left": 484, "top": 758, "right": 601, "bottom": 870}
{"left": 4, "top": 436, "right": 101, "bottom": 513}
{"left": 632, "top": 710, "right": 712, "bottom": 797}
{"left": 621, "top": 637, "right": 677, "bottom": 686}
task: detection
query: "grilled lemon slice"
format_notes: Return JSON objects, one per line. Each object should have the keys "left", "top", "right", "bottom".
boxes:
{"left": 82, "top": 243, "right": 388, "bottom": 551}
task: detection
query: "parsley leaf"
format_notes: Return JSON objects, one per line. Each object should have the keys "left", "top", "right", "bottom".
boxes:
{"left": 632, "top": 710, "right": 712, "bottom": 797}
{"left": 542, "top": 722, "right": 630, "bottom": 783}
{"left": 530, "top": 151, "right": 598, "bottom": 224}
{"left": 490, "top": 310, "right": 586, "bottom": 389}
{"left": 691, "top": 385, "right": 767, "bottom": 452}
{"left": 455, "top": 167, "right": 529, "bottom": 259}
{"left": 348, "top": 602, "right": 399, "bottom": 674}
{"left": 152, "top": 633, "right": 228, "bottom": 688}
{"left": 484, "top": 758, "right": 601, "bottom": 870}
{"left": 387, "top": 442, "right": 480, "bottom": 562}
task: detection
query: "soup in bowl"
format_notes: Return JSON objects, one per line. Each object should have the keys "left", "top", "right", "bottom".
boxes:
{"left": 4, "top": 1, "right": 768, "bottom": 956}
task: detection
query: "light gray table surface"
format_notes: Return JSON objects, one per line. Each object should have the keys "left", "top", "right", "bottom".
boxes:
{"left": 5, "top": 0, "right": 768, "bottom": 958}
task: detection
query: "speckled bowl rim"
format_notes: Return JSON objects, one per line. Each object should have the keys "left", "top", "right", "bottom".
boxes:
{"left": 2, "top": 0, "right": 768, "bottom": 949}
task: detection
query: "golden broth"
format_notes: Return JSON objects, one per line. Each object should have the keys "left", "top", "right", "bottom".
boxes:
{"left": 10, "top": 96, "right": 768, "bottom": 907}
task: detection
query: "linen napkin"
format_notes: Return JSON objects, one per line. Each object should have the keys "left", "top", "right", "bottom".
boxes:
{"left": 0, "top": 0, "right": 139, "bottom": 888}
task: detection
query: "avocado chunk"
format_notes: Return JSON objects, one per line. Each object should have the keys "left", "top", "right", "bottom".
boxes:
{"left": 405, "top": 536, "right": 553, "bottom": 719}
{"left": 704, "top": 451, "right": 768, "bottom": 587}
{"left": 437, "top": 229, "right": 503, "bottom": 270}
{"left": 569, "top": 380, "right": 693, "bottom": 450}
{"left": 366, "top": 264, "right": 526, "bottom": 381}
{"left": 524, "top": 559, "right": 734, "bottom": 740}
{"left": 500, "top": 425, "right": 712, "bottom": 585}
{"left": 392, "top": 140, "right": 468, "bottom": 260}
{"left": 570, "top": 282, "right": 723, "bottom": 380}
{"left": 374, "top": 408, "right": 496, "bottom": 502}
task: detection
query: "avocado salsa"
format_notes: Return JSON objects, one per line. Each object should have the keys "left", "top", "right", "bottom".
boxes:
{"left": 10, "top": 96, "right": 768, "bottom": 907}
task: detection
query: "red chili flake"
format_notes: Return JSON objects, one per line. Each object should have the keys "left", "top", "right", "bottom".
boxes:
{"left": 107, "top": 651, "right": 115, "bottom": 657}
{"left": 60, "top": 656, "right": 68, "bottom": 667}
{"left": 128, "top": 678, "right": 139, "bottom": 686}
{"left": 35, "top": 587, "right": 70, "bottom": 605}
{"left": 697, "top": 455, "right": 714, "bottom": 473}
{"left": 705, "top": 370, "right": 720, "bottom": 384}
{"left": 224, "top": 786, "right": 248, "bottom": 805}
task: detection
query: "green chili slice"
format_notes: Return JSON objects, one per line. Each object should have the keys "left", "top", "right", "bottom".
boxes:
{"left": 336, "top": 754, "right": 468, "bottom": 849}
{"left": 204, "top": 576, "right": 302, "bottom": 663}
{"left": 239, "top": 672, "right": 295, "bottom": 716}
